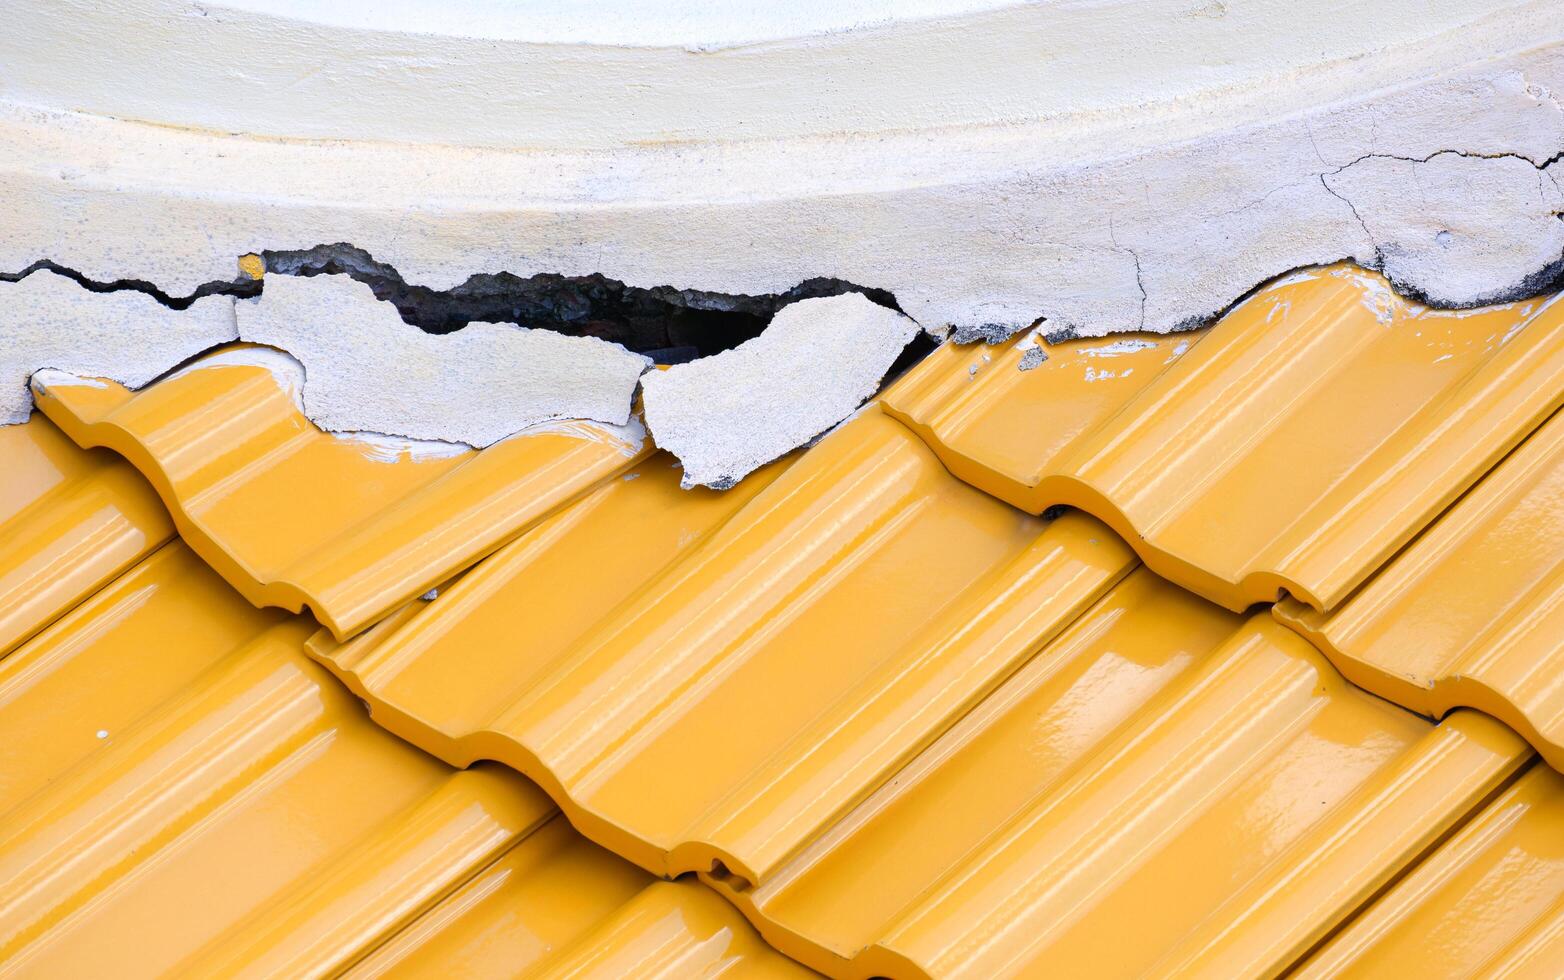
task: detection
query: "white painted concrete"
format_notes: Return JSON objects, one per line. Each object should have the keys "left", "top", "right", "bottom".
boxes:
{"left": 642, "top": 294, "right": 918, "bottom": 488}
{"left": 236, "top": 274, "right": 650, "bottom": 446}
{"left": 0, "top": 0, "right": 1560, "bottom": 470}
{"left": 1, "top": 270, "right": 236, "bottom": 424}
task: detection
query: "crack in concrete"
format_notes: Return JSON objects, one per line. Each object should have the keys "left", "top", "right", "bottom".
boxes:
{"left": 0, "top": 258, "right": 259, "bottom": 308}
{"left": 5, "top": 244, "right": 907, "bottom": 360}
{"left": 258, "top": 243, "right": 905, "bottom": 358}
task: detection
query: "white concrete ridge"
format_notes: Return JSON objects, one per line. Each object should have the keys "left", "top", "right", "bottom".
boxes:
{"left": 642, "top": 294, "right": 919, "bottom": 489}
{"left": 0, "top": 0, "right": 1562, "bottom": 476}
{"left": 0, "top": 270, "right": 236, "bottom": 424}
{"left": 236, "top": 274, "right": 651, "bottom": 447}
{"left": 1, "top": 39, "right": 1558, "bottom": 341}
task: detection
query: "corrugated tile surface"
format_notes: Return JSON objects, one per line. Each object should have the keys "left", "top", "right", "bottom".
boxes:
{"left": 883, "top": 266, "right": 1564, "bottom": 611}
{"left": 0, "top": 534, "right": 813, "bottom": 978}
{"left": 349, "top": 817, "right": 815, "bottom": 978}
{"left": 704, "top": 588, "right": 1530, "bottom": 979}
{"left": 1277, "top": 407, "right": 1564, "bottom": 768}
{"left": 7, "top": 262, "right": 1564, "bottom": 979}
{"left": 30, "top": 346, "right": 650, "bottom": 639}
{"left": 1300, "top": 761, "right": 1564, "bottom": 978}
{"left": 310, "top": 405, "right": 1138, "bottom": 885}
{"left": 0, "top": 413, "right": 172, "bottom": 658}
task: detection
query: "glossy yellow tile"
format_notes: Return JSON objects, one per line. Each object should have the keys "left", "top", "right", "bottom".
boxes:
{"left": 0, "top": 531, "right": 808, "bottom": 977}
{"left": 310, "top": 406, "right": 1137, "bottom": 886}
{"left": 0, "top": 540, "right": 559, "bottom": 976}
{"left": 0, "top": 413, "right": 172, "bottom": 658}
{"left": 885, "top": 266, "right": 1564, "bottom": 612}
{"left": 351, "top": 817, "right": 818, "bottom": 978}
{"left": 1278, "top": 407, "right": 1564, "bottom": 768}
{"left": 705, "top": 588, "right": 1529, "bottom": 979}
{"left": 31, "top": 346, "right": 649, "bottom": 639}
{"left": 1300, "top": 762, "right": 1564, "bottom": 978}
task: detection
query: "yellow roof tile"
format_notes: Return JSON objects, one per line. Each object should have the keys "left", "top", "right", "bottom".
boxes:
{"left": 6, "top": 265, "right": 1564, "bottom": 978}
{"left": 0, "top": 414, "right": 172, "bottom": 658}
{"left": 884, "top": 266, "right": 1564, "bottom": 612}
{"left": 31, "top": 347, "right": 649, "bottom": 638}
{"left": 309, "top": 405, "right": 1138, "bottom": 886}
{"left": 350, "top": 819, "right": 816, "bottom": 978}
{"left": 0, "top": 532, "right": 812, "bottom": 977}
{"left": 703, "top": 584, "right": 1529, "bottom": 978}
{"left": 1299, "top": 762, "right": 1564, "bottom": 978}
{"left": 1277, "top": 406, "right": 1564, "bottom": 767}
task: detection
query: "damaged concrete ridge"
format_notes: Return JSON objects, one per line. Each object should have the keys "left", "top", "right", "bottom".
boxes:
{"left": 237, "top": 273, "right": 652, "bottom": 448}
{"left": 3, "top": 33, "right": 1563, "bottom": 345}
{"left": 1, "top": 268, "right": 236, "bottom": 425}
{"left": 641, "top": 293, "right": 920, "bottom": 489}
{"left": 260, "top": 243, "right": 904, "bottom": 358}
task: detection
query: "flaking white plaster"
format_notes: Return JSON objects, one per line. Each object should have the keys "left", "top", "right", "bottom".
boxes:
{"left": 641, "top": 294, "right": 918, "bottom": 488}
{"left": 236, "top": 274, "right": 650, "bottom": 447}
{"left": 1, "top": 270, "right": 236, "bottom": 424}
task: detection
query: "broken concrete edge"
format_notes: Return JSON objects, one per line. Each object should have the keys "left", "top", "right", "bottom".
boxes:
{"left": 640, "top": 293, "right": 923, "bottom": 489}
{"left": 28, "top": 346, "right": 649, "bottom": 463}
{"left": 234, "top": 273, "right": 652, "bottom": 448}
{"left": 8, "top": 251, "right": 1564, "bottom": 492}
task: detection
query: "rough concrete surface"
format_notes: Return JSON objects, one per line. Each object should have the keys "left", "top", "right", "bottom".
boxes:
{"left": 0, "top": 1, "right": 1562, "bottom": 471}
{"left": 236, "top": 274, "right": 651, "bottom": 447}
{"left": 1, "top": 269, "right": 236, "bottom": 424}
{"left": 641, "top": 294, "right": 919, "bottom": 489}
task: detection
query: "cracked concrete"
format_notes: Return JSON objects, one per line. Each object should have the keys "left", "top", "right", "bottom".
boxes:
{"left": 236, "top": 273, "right": 651, "bottom": 447}
{"left": 1324, "top": 151, "right": 1564, "bottom": 306}
{"left": 641, "top": 294, "right": 919, "bottom": 489}
{"left": 1, "top": 269, "right": 236, "bottom": 424}
{"left": 6, "top": 41, "right": 1557, "bottom": 348}
{"left": 1, "top": 1, "right": 1563, "bottom": 476}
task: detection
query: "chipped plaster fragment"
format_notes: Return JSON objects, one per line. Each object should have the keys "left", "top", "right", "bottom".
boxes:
{"left": 641, "top": 293, "right": 918, "bottom": 489}
{"left": 236, "top": 273, "right": 651, "bottom": 447}
{"left": 1, "top": 269, "right": 236, "bottom": 424}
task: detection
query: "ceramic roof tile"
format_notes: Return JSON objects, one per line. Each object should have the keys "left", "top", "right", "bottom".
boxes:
{"left": 883, "top": 265, "right": 1564, "bottom": 612}
{"left": 703, "top": 584, "right": 1530, "bottom": 979}
{"left": 1277, "top": 407, "right": 1564, "bottom": 768}
{"left": 309, "top": 405, "right": 1138, "bottom": 886}
{"left": 0, "top": 531, "right": 812, "bottom": 978}
{"left": 1299, "top": 761, "right": 1564, "bottom": 978}
{"left": 347, "top": 819, "right": 814, "bottom": 978}
{"left": 0, "top": 413, "right": 172, "bottom": 658}
{"left": 29, "top": 345, "right": 650, "bottom": 639}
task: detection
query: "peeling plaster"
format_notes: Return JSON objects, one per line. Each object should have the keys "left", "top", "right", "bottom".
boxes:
{"left": 1, "top": 269, "right": 236, "bottom": 424}
{"left": 236, "top": 274, "right": 651, "bottom": 447}
{"left": 641, "top": 294, "right": 919, "bottom": 489}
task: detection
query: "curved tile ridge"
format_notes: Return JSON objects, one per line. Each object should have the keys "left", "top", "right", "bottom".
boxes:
{"left": 700, "top": 587, "right": 1531, "bottom": 979}
{"left": 0, "top": 530, "right": 812, "bottom": 978}
{"left": 349, "top": 819, "right": 818, "bottom": 978}
{"left": 1276, "top": 406, "right": 1564, "bottom": 770}
{"left": 882, "top": 264, "right": 1564, "bottom": 612}
{"left": 1297, "top": 761, "right": 1564, "bottom": 978}
{"left": 29, "top": 345, "right": 650, "bottom": 638}
{"left": 307, "top": 405, "right": 1138, "bottom": 887}
{"left": 0, "top": 538, "right": 553, "bottom": 975}
{"left": 0, "top": 413, "right": 172, "bottom": 659}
